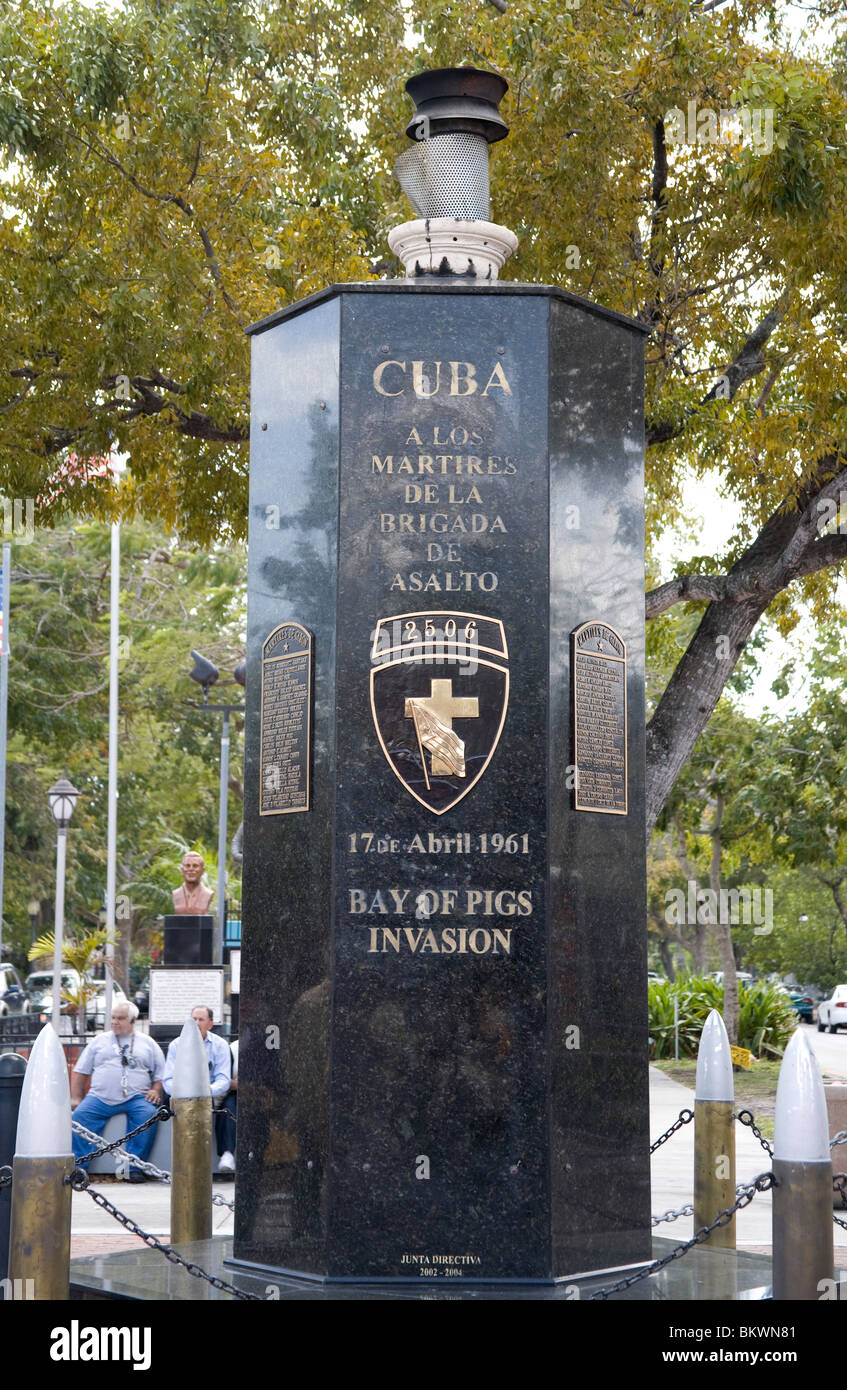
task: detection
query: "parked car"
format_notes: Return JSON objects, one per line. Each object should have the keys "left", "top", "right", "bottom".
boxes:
{"left": 85, "top": 981, "right": 128, "bottom": 1028}
{"left": 25, "top": 968, "right": 83, "bottom": 1015}
{"left": 0, "top": 962, "right": 29, "bottom": 1015}
{"left": 789, "top": 991, "right": 816, "bottom": 1022}
{"left": 134, "top": 975, "right": 150, "bottom": 1018}
{"left": 817, "top": 986, "right": 847, "bottom": 1033}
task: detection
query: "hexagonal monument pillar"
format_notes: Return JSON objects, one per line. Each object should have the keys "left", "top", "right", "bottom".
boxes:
{"left": 231, "top": 279, "right": 651, "bottom": 1285}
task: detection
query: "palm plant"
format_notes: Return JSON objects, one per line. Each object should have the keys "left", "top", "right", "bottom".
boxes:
{"left": 29, "top": 926, "right": 117, "bottom": 1034}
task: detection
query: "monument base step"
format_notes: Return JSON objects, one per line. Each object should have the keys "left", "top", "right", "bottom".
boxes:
{"left": 69, "top": 1236, "right": 773, "bottom": 1301}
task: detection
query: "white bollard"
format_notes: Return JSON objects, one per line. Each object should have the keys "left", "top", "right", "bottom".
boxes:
{"left": 772, "top": 1028, "right": 834, "bottom": 1299}
{"left": 8, "top": 1024, "right": 73, "bottom": 1299}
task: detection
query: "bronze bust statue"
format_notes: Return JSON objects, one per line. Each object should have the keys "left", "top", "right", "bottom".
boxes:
{"left": 172, "top": 852, "right": 214, "bottom": 914}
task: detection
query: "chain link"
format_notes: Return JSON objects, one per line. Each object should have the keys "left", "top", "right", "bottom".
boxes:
{"left": 589, "top": 1172, "right": 776, "bottom": 1300}
{"left": 831, "top": 1131, "right": 847, "bottom": 1150}
{"left": 0, "top": 1165, "right": 11, "bottom": 1190}
{"left": 73, "top": 1104, "right": 171, "bottom": 1164}
{"left": 651, "top": 1202, "right": 695, "bottom": 1228}
{"left": 735, "top": 1109, "right": 774, "bottom": 1157}
{"left": 74, "top": 1175, "right": 261, "bottom": 1300}
{"left": 649, "top": 1108, "right": 694, "bottom": 1154}
{"left": 212, "top": 1193, "right": 235, "bottom": 1210}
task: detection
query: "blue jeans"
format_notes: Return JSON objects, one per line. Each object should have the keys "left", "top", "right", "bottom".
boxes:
{"left": 72, "top": 1093, "right": 160, "bottom": 1166}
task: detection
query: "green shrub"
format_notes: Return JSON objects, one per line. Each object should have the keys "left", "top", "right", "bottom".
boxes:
{"left": 648, "top": 975, "right": 797, "bottom": 1060}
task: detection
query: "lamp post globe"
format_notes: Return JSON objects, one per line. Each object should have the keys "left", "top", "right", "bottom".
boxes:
{"left": 47, "top": 777, "right": 80, "bottom": 830}
{"left": 47, "top": 777, "right": 80, "bottom": 1030}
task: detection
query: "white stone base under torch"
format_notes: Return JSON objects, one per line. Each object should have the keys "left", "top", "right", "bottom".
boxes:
{"left": 388, "top": 218, "right": 518, "bottom": 281}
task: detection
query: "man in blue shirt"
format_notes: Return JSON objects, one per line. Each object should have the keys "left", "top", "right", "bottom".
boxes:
{"left": 162, "top": 1004, "right": 231, "bottom": 1105}
{"left": 162, "top": 1003, "right": 234, "bottom": 1171}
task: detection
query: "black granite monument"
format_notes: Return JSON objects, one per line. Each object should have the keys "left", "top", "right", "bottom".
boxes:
{"left": 233, "top": 70, "right": 651, "bottom": 1284}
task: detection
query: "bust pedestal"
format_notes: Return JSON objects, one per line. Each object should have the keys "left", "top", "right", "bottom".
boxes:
{"left": 162, "top": 914, "right": 214, "bottom": 966}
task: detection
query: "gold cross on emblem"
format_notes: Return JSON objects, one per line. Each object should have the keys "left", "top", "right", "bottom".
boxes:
{"left": 404, "top": 679, "right": 479, "bottom": 777}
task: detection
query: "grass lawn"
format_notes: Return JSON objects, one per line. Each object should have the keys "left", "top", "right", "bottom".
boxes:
{"left": 653, "top": 1059, "right": 784, "bottom": 1140}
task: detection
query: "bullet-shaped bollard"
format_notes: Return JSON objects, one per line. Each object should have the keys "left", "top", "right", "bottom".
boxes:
{"left": 9, "top": 1025, "right": 73, "bottom": 1300}
{"left": 170, "top": 1019, "right": 213, "bottom": 1245}
{"left": 773, "top": 1028, "right": 834, "bottom": 1300}
{"left": 694, "top": 1009, "right": 736, "bottom": 1248}
{"left": 0, "top": 1053, "right": 27, "bottom": 1288}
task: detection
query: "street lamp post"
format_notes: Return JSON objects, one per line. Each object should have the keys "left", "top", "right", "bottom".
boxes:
{"left": 188, "top": 653, "right": 245, "bottom": 965}
{"left": 47, "top": 777, "right": 80, "bottom": 1032}
{"left": 27, "top": 898, "right": 39, "bottom": 949}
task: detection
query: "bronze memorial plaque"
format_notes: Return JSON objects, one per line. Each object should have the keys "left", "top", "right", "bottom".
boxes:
{"left": 259, "top": 622, "right": 312, "bottom": 815}
{"left": 572, "top": 621, "right": 628, "bottom": 815}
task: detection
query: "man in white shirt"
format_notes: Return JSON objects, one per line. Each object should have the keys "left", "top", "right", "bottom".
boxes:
{"left": 71, "top": 1001, "right": 166, "bottom": 1183}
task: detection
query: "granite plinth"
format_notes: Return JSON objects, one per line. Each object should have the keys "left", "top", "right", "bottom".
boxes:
{"left": 68, "top": 1237, "right": 774, "bottom": 1301}
{"left": 236, "top": 282, "right": 650, "bottom": 1282}
{"left": 163, "top": 915, "right": 214, "bottom": 966}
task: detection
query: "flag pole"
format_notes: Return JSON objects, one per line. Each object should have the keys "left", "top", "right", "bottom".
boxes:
{"left": 104, "top": 456, "right": 123, "bottom": 1024}
{"left": 409, "top": 702, "right": 431, "bottom": 790}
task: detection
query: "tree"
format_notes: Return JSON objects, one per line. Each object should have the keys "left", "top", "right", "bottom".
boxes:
{"left": 0, "top": 0, "right": 846, "bottom": 832}
{"left": 656, "top": 703, "right": 779, "bottom": 1039}
{"left": 0, "top": 512, "right": 246, "bottom": 982}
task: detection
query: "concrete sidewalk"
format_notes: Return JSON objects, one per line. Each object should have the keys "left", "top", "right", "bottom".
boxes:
{"left": 69, "top": 1067, "right": 847, "bottom": 1257}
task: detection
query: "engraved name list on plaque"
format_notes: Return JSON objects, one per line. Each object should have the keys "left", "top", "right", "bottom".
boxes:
{"left": 259, "top": 622, "right": 312, "bottom": 815}
{"left": 572, "top": 620, "right": 628, "bottom": 815}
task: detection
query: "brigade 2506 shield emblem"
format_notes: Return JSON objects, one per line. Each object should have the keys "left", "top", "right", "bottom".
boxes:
{"left": 370, "top": 611, "right": 509, "bottom": 815}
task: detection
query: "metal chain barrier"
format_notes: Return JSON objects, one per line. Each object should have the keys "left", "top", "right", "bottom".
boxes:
{"left": 833, "top": 1173, "right": 847, "bottom": 1228}
{"left": 0, "top": 1164, "right": 11, "bottom": 1190}
{"left": 651, "top": 1202, "right": 694, "bottom": 1228}
{"left": 736, "top": 1109, "right": 773, "bottom": 1158}
{"left": 831, "top": 1131, "right": 847, "bottom": 1150}
{"left": 72, "top": 1104, "right": 171, "bottom": 1165}
{"left": 69, "top": 1170, "right": 262, "bottom": 1301}
{"left": 649, "top": 1108, "right": 694, "bottom": 1154}
{"left": 589, "top": 1172, "right": 776, "bottom": 1300}
{"left": 651, "top": 1173, "right": 781, "bottom": 1230}
{"left": 72, "top": 1118, "right": 236, "bottom": 1208}
{"left": 72, "top": 1119, "right": 172, "bottom": 1182}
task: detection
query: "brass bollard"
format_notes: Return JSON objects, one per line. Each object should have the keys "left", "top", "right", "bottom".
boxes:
{"left": 169, "top": 1019, "right": 213, "bottom": 1245}
{"left": 171, "top": 1098, "right": 213, "bottom": 1244}
{"left": 8, "top": 1025, "right": 73, "bottom": 1300}
{"left": 693, "top": 1010, "right": 736, "bottom": 1248}
{"left": 9, "top": 1155, "right": 74, "bottom": 1299}
{"left": 772, "top": 1029, "right": 834, "bottom": 1300}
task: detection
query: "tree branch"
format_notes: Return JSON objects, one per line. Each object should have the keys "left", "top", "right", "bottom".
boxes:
{"left": 646, "top": 291, "right": 791, "bottom": 445}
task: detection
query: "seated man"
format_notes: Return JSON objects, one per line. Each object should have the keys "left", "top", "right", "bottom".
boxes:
{"left": 214, "top": 1037, "right": 238, "bottom": 1175}
{"left": 71, "top": 1001, "right": 166, "bottom": 1183}
{"left": 162, "top": 1005, "right": 232, "bottom": 1169}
